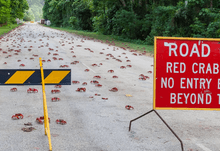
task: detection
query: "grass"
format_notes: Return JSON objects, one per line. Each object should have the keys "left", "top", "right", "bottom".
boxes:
{"left": 0, "top": 24, "right": 22, "bottom": 36}
{"left": 43, "top": 25, "right": 154, "bottom": 53}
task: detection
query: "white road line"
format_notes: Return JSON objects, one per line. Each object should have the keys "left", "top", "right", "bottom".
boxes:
{"left": 82, "top": 62, "right": 96, "bottom": 73}
{"left": 196, "top": 143, "right": 212, "bottom": 151}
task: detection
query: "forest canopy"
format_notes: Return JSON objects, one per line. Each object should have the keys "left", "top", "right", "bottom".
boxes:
{"left": 24, "top": 0, "right": 44, "bottom": 21}
{"left": 41, "top": 0, "right": 220, "bottom": 44}
{"left": 0, "top": 0, "right": 29, "bottom": 24}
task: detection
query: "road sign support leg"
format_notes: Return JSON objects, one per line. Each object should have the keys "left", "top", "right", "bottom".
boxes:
{"left": 129, "top": 109, "right": 184, "bottom": 151}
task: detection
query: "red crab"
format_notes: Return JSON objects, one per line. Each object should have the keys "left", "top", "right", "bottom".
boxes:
{"left": 93, "top": 76, "right": 101, "bottom": 79}
{"left": 76, "top": 87, "right": 86, "bottom": 92}
{"left": 36, "top": 116, "right": 50, "bottom": 124}
{"left": 112, "top": 75, "right": 118, "bottom": 78}
{"left": 102, "top": 98, "right": 108, "bottom": 100}
{"left": 126, "top": 60, "right": 131, "bottom": 62}
{"left": 95, "top": 84, "right": 102, "bottom": 87}
{"left": 148, "top": 71, "right": 152, "bottom": 73}
{"left": 72, "top": 81, "right": 80, "bottom": 84}
{"left": 84, "top": 69, "right": 90, "bottom": 72}
{"left": 51, "top": 90, "right": 60, "bottom": 93}
{"left": 56, "top": 119, "right": 67, "bottom": 125}
{"left": 108, "top": 70, "right": 114, "bottom": 73}
{"left": 55, "top": 85, "right": 62, "bottom": 88}
{"left": 53, "top": 53, "right": 58, "bottom": 56}
{"left": 82, "top": 82, "right": 87, "bottom": 85}
{"left": 71, "top": 51, "right": 74, "bottom": 53}
{"left": 109, "top": 87, "right": 118, "bottom": 92}
{"left": 27, "top": 88, "right": 38, "bottom": 93}
{"left": 12, "top": 113, "right": 23, "bottom": 120}
{"left": 125, "top": 105, "right": 134, "bottom": 110}
{"left": 59, "top": 58, "right": 63, "bottom": 60}
{"left": 4, "top": 62, "right": 7, "bottom": 64}
{"left": 17, "top": 60, "right": 21, "bottom": 62}
{"left": 91, "top": 64, "right": 97, "bottom": 66}
{"left": 120, "top": 66, "right": 126, "bottom": 69}
{"left": 47, "top": 59, "right": 51, "bottom": 62}
{"left": 72, "top": 55, "right": 76, "bottom": 58}
{"left": 10, "top": 88, "right": 17, "bottom": 92}
{"left": 127, "top": 65, "right": 132, "bottom": 67}
{"left": 90, "top": 80, "right": 99, "bottom": 84}
{"left": 51, "top": 97, "right": 60, "bottom": 102}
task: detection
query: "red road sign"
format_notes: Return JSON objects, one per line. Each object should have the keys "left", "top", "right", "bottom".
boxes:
{"left": 154, "top": 37, "right": 220, "bottom": 110}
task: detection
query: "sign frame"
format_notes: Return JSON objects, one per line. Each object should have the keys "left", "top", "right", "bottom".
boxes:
{"left": 153, "top": 36, "right": 220, "bottom": 111}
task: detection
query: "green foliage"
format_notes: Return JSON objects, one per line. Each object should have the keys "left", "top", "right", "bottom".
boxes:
{"left": 42, "top": 0, "right": 220, "bottom": 45}
{"left": 0, "top": 0, "right": 11, "bottom": 24}
{"left": 26, "top": 0, "right": 44, "bottom": 21}
{"left": 0, "top": 0, "right": 29, "bottom": 24}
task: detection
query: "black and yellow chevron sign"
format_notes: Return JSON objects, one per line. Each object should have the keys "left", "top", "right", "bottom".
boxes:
{"left": 0, "top": 69, "right": 71, "bottom": 85}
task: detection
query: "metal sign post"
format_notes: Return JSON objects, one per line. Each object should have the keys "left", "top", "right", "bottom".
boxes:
{"left": 129, "top": 37, "right": 220, "bottom": 151}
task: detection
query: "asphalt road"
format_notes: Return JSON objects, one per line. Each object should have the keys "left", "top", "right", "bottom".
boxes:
{"left": 0, "top": 23, "right": 219, "bottom": 151}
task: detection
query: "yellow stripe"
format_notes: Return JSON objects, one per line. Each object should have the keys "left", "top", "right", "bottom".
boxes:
{"left": 153, "top": 37, "right": 157, "bottom": 110}
{"left": 44, "top": 71, "right": 70, "bottom": 84}
{"left": 5, "top": 71, "right": 35, "bottom": 84}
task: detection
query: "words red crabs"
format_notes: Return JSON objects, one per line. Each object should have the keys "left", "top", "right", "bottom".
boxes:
{"left": 120, "top": 66, "right": 126, "bottom": 69}
{"left": 56, "top": 119, "right": 67, "bottom": 125}
{"left": 76, "top": 87, "right": 86, "bottom": 92}
{"left": 72, "top": 81, "right": 80, "bottom": 84}
{"left": 125, "top": 105, "right": 134, "bottom": 110}
{"left": 108, "top": 70, "right": 114, "bottom": 73}
{"left": 27, "top": 88, "right": 38, "bottom": 93}
{"left": 51, "top": 90, "right": 60, "bottom": 93}
{"left": 84, "top": 69, "right": 90, "bottom": 72}
{"left": 51, "top": 97, "right": 60, "bottom": 102}
{"left": 36, "top": 116, "right": 50, "bottom": 124}
{"left": 10, "top": 88, "right": 17, "bottom": 92}
{"left": 93, "top": 76, "right": 101, "bottom": 79}
{"left": 12, "top": 113, "right": 23, "bottom": 120}
{"left": 55, "top": 85, "right": 61, "bottom": 88}
{"left": 82, "top": 82, "right": 87, "bottom": 85}
{"left": 112, "top": 75, "right": 118, "bottom": 78}
{"left": 109, "top": 87, "right": 118, "bottom": 92}
{"left": 96, "top": 84, "right": 102, "bottom": 87}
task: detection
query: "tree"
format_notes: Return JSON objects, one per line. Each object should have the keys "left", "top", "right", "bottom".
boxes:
{"left": 0, "top": 0, "right": 11, "bottom": 24}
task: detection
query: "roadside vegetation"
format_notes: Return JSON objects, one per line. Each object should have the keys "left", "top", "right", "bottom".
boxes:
{"left": 43, "top": 25, "right": 154, "bottom": 53}
{"left": 0, "top": 24, "right": 22, "bottom": 37}
{"left": 43, "top": 0, "right": 220, "bottom": 46}
{"left": 0, "top": 0, "right": 29, "bottom": 25}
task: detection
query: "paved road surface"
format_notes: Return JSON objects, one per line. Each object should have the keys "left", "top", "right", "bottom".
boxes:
{"left": 0, "top": 23, "right": 219, "bottom": 151}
